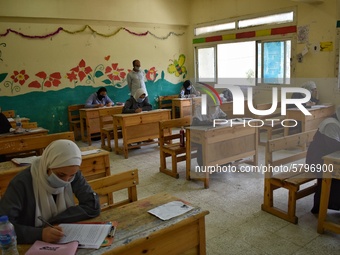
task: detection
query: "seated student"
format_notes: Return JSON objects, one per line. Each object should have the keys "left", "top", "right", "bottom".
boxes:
{"left": 179, "top": 80, "right": 197, "bottom": 98}
{"left": 288, "top": 81, "right": 319, "bottom": 108}
{"left": 0, "top": 139, "right": 100, "bottom": 244}
{"left": 122, "top": 88, "right": 152, "bottom": 113}
{"left": 85, "top": 87, "right": 114, "bottom": 108}
{"left": 306, "top": 105, "right": 340, "bottom": 214}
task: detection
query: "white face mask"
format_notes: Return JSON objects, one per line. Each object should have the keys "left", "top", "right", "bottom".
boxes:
{"left": 47, "top": 172, "right": 75, "bottom": 188}
{"left": 134, "top": 66, "right": 140, "bottom": 71}
{"left": 137, "top": 97, "right": 145, "bottom": 103}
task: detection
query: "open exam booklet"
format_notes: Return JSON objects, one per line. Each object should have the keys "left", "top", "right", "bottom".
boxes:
{"left": 58, "top": 223, "right": 112, "bottom": 249}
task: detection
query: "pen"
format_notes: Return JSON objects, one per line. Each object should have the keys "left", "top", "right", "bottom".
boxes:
{"left": 37, "top": 216, "right": 67, "bottom": 237}
{"left": 108, "top": 226, "right": 116, "bottom": 238}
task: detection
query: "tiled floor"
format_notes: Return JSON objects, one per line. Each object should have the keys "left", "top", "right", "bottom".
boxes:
{"left": 77, "top": 135, "right": 340, "bottom": 255}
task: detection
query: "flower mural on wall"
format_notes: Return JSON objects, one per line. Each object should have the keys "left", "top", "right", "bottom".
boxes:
{"left": 167, "top": 54, "right": 187, "bottom": 79}
{"left": 3, "top": 70, "right": 29, "bottom": 93}
{"left": 67, "top": 59, "right": 93, "bottom": 86}
{"left": 103, "top": 63, "right": 126, "bottom": 87}
{"left": 28, "top": 71, "right": 62, "bottom": 90}
{"left": 145, "top": 67, "right": 158, "bottom": 82}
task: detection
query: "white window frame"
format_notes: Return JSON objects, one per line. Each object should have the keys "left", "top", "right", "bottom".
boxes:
{"left": 193, "top": 8, "right": 296, "bottom": 87}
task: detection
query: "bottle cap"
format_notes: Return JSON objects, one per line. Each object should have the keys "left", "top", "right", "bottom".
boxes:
{"left": 0, "top": 215, "right": 8, "bottom": 222}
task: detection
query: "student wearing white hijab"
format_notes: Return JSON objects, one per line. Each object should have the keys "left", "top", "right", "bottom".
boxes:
{"left": 0, "top": 140, "right": 100, "bottom": 244}
{"left": 306, "top": 106, "right": 340, "bottom": 213}
{"left": 122, "top": 88, "right": 152, "bottom": 113}
{"left": 290, "top": 80, "right": 319, "bottom": 107}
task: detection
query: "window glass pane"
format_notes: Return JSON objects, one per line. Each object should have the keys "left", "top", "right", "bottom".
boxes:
{"left": 263, "top": 41, "right": 285, "bottom": 84}
{"left": 217, "top": 41, "right": 256, "bottom": 85}
{"left": 195, "top": 22, "right": 235, "bottom": 36}
{"left": 197, "top": 47, "right": 215, "bottom": 82}
{"left": 257, "top": 42, "right": 262, "bottom": 83}
{"left": 239, "top": 11, "right": 293, "bottom": 29}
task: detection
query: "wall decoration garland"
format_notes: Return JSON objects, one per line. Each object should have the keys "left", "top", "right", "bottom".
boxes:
{"left": 0, "top": 25, "right": 185, "bottom": 40}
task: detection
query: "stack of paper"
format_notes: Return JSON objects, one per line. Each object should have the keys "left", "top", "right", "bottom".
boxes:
{"left": 11, "top": 156, "right": 37, "bottom": 165}
{"left": 58, "top": 223, "right": 111, "bottom": 249}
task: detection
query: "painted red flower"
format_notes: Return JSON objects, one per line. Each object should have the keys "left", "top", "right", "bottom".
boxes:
{"left": 146, "top": 67, "right": 157, "bottom": 81}
{"left": 10, "top": 70, "right": 29, "bottom": 85}
{"left": 70, "top": 59, "right": 92, "bottom": 82}
{"left": 105, "top": 63, "right": 126, "bottom": 81}
{"left": 67, "top": 71, "right": 77, "bottom": 82}
{"left": 44, "top": 72, "right": 61, "bottom": 87}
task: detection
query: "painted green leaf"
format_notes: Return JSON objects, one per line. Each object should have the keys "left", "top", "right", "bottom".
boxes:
{"left": 161, "top": 71, "right": 164, "bottom": 80}
{"left": 95, "top": 71, "right": 104, "bottom": 78}
{"left": 102, "top": 79, "right": 112, "bottom": 85}
{"left": 0, "top": 73, "right": 8, "bottom": 83}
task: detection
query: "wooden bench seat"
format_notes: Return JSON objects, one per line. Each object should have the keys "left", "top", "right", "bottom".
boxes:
{"left": 68, "top": 104, "right": 84, "bottom": 140}
{"left": 261, "top": 129, "right": 318, "bottom": 224}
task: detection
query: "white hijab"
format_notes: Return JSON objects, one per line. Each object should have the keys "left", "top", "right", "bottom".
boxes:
{"left": 302, "top": 81, "right": 317, "bottom": 92}
{"left": 318, "top": 106, "right": 340, "bottom": 142}
{"left": 31, "top": 139, "right": 82, "bottom": 227}
{"left": 133, "top": 88, "right": 147, "bottom": 101}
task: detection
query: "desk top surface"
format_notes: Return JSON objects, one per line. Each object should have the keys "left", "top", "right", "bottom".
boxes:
{"left": 18, "top": 193, "right": 209, "bottom": 255}
{"left": 0, "top": 128, "right": 48, "bottom": 139}
{"left": 322, "top": 151, "right": 340, "bottom": 161}
{"left": 80, "top": 105, "right": 124, "bottom": 112}
{"left": 113, "top": 109, "right": 171, "bottom": 118}
{"left": 286, "top": 104, "right": 334, "bottom": 112}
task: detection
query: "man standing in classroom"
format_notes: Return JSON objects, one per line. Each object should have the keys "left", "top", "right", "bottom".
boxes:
{"left": 127, "top": 59, "right": 149, "bottom": 100}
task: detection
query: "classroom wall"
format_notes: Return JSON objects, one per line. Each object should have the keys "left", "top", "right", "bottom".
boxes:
{"left": 190, "top": 0, "right": 340, "bottom": 105}
{"left": 0, "top": 0, "right": 191, "bottom": 133}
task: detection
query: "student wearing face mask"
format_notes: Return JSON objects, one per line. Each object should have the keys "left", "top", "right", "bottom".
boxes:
{"left": 0, "top": 140, "right": 100, "bottom": 244}
{"left": 85, "top": 87, "right": 114, "bottom": 108}
{"left": 127, "top": 59, "right": 149, "bottom": 99}
{"left": 122, "top": 88, "right": 152, "bottom": 113}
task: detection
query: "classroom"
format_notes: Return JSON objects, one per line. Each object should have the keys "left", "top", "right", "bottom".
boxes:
{"left": 1, "top": 0, "right": 340, "bottom": 254}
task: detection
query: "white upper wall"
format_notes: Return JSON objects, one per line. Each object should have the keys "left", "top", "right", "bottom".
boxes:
{"left": 0, "top": 0, "right": 190, "bottom": 26}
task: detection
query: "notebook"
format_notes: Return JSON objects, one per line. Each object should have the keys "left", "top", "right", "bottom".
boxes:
{"left": 25, "top": 240, "right": 78, "bottom": 255}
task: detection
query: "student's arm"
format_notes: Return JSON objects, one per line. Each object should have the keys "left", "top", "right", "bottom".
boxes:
{"left": 122, "top": 99, "right": 138, "bottom": 113}
{"left": 104, "top": 95, "right": 114, "bottom": 106}
{"left": 84, "top": 94, "right": 98, "bottom": 108}
{"left": 0, "top": 169, "right": 43, "bottom": 244}
{"left": 49, "top": 171, "right": 100, "bottom": 225}
{"left": 140, "top": 96, "right": 152, "bottom": 111}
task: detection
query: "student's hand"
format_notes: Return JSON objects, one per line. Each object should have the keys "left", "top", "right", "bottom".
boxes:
{"left": 97, "top": 104, "right": 104, "bottom": 108}
{"left": 42, "top": 226, "right": 64, "bottom": 243}
{"left": 106, "top": 103, "right": 112, "bottom": 107}
{"left": 135, "top": 108, "right": 142, "bottom": 113}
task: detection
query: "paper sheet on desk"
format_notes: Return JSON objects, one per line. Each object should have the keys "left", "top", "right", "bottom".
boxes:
{"left": 81, "top": 149, "right": 101, "bottom": 156}
{"left": 27, "top": 128, "right": 45, "bottom": 132}
{"left": 148, "top": 201, "right": 194, "bottom": 220}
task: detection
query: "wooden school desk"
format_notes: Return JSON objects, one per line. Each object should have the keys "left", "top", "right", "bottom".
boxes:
{"left": 0, "top": 128, "right": 48, "bottom": 144}
{"left": 317, "top": 151, "right": 340, "bottom": 234}
{"left": 284, "top": 104, "right": 335, "bottom": 136}
{"left": 172, "top": 97, "right": 201, "bottom": 119}
{"left": 186, "top": 122, "right": 258, "bottom": 188}
{"left": 79, "top": 106, "right": 123, "bottom": 145}
{"left": 113, "top": 109, "right": 171, "bottom": 159}
{"left": 0, "top": 147, "right": 110, "bottom": 198}
{"left": 18, "top": 193, "right": 209, "bottom": 255}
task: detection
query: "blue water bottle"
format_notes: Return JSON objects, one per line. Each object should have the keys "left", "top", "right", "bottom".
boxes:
{"left": 0, "top": 216, "right": 19, "bottom": 255}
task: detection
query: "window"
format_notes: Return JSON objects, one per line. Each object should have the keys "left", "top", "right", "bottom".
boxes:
{"left": 196, "top": 39, "right": 292, "bottom": 86}
{"left": 194, "top": 9, "right": 295, "bottom": 86}
{"left": 197, "top": 47, "right": 216, "bottom": 82}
